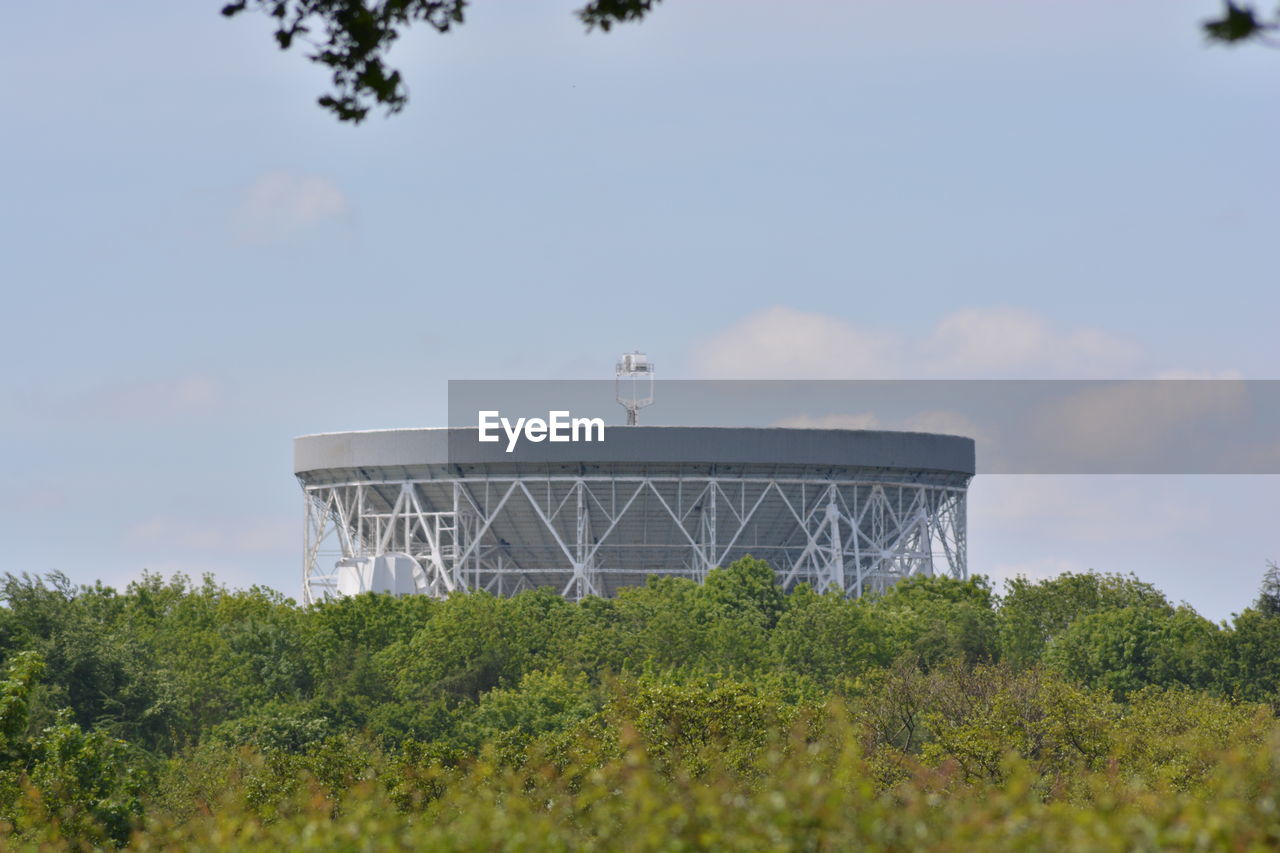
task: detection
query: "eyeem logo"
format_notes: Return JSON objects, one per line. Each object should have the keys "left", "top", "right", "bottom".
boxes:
{"left": 478, "top": 411, "right": 606, "bottom": 452}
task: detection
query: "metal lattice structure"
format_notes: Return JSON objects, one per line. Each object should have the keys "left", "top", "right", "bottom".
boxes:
{"left": 295, "top": 427, "right": 973, "bottom": 604}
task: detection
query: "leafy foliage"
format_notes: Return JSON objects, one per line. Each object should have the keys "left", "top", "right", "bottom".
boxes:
{"left": 1044, "top": 604, "right": 1221, "bottom": 700}
{"left": 221, "top": 2, "right": 1263, "bottom": 123}
{"left": 998, "top": 571, "right": 1170, "bottom": 669}
{"left": 0, "top": 559, "right": 1278, "bottom": 846}
{"left": 220, "top": 0, "right": 467, "bottom": 122}
{"left": 218, "top": 0, "right": 664, "bottom": 122}
{"left": 1205, "top": 1, "right": 1280, "bottom": 44}
{"left": 1258, "top": 560, "right": 1280, "bottom": 616}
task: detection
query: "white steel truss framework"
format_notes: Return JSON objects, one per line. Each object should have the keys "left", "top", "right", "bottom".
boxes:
{"left": 302, "top": 475, "right": 967, "bottom": 604}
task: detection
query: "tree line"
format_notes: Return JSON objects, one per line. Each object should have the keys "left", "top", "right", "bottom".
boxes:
{"left": 1, "top": 557, "right": 1280, "bottom": 847}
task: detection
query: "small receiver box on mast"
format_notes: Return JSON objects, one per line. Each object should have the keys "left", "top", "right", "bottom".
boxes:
{"left": 616, "top": 351, "right": 654, "bottom": 425}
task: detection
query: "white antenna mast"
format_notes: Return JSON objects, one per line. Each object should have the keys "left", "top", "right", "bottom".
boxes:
{"left": 615, "top": 351, "right": 654, "bottom": 425}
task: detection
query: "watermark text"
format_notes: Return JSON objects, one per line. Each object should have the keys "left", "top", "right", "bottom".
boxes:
{"left": 477, "top": 410, "right": 606, "bottom": 452}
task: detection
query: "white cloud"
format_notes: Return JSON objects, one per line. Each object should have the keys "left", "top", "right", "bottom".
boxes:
{"left": 233, "top": 171, "right": 349, "bottom": 244}
{"left": 692, "top": 307, "right": 1271, "bottom": 473}
{"left": 1025, "top": 379, "right": 1249, "bottom": 468}
{"left": 693, "top": 306, "right": 897, "bottom": 379}
{"left": 694, "top": 305, "right": 1140, "bottom": 380}
{"left": 922, "top": 307, "right": 1139, "bottom": 378}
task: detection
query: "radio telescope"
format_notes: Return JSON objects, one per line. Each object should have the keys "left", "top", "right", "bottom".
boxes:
{"left": 295, "top": 350, "right": 974, "bottom": 604}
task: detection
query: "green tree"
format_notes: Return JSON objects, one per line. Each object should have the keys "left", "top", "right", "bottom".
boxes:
{"left": 1204, "top": 2, "right": 1280, "bottom": 45}
{"left": 378, "top": 591, "right": 512, "bottom": 703}
{"left": 916, "top": 664, "right": 1117, "bottom": 786}
{"left": 219, "top": 0, "right": 661, "bottom": 122}
{"left": 0, "top": 574, "right": 177, "bottom": 752}
{"left": 0, "top": 653, "right": 147, "bottom": 846}
{"left": 701, "top": 556, "right": 786, "bottom": 630}
{"left": 870, "top": 575, "right": 999, "bottom": 667}
{"left": 460, "top": 669, "right": 600, "bottom": 761}
{"left": 221, "top": 2, "right": 1265, "bottom": 123}
{"left": 19, "top": 711, "right": 146, "bottom": 846}
{"left": 1045, "top": 605, "right": 1221, "bottom": 699}
{"left": 998, "top": 572, "right": 1171, "bottom": 669}
{"left": 1220, "top": 606, "right": 1280, "bottom": 703}
{"left": 596, "top": 677, "right": 803, "bottom": 779}
{"left": 769, "top": 586, "right": 887, "bottom": 686}
{"left": 1256, "top": 560, "right": 1280, "bottom": 617}
{"left": 609, "top": 576, "right": 714, "bottom": 671}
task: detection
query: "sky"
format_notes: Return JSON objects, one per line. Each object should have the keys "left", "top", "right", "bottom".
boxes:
{"left": 2, "top": 0, "right": 1276, "bottom": 620}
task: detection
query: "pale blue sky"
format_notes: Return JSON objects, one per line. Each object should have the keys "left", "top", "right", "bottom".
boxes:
{"left": 2, "top": 0, "right": 1276, "bottom": 618}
